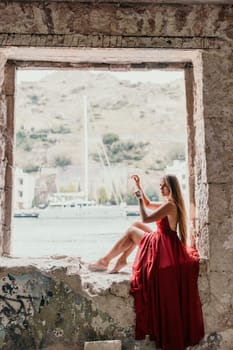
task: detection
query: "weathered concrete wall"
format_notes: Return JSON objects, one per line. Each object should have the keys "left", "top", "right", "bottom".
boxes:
{"left": 0, "top": 257, "right": 222, "bottom": 350}
{"left": 0, "top": 3, "right": 232, "bottom": 49}
{"left": 0, "top": 54, "right": 7, "bottom": 257}
{"left": 0, "top": 258, "right": 135, "bottom": 350}
{"left": 0, "top": 1, "right": 232, "bottom": 349}
{"left": 201, "top": 49, "right": 233, "bottom": 338}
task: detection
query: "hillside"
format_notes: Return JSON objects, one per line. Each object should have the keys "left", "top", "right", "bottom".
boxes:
{"left": 15, "top": 70, "right": 187, "bottom": 172}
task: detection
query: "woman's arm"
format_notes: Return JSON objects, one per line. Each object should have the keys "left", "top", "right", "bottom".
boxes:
{"left": 135, "top": 190, "right": 174, "bottom": 224}
{"left": 132, "top": 175, "right": 161, "bottom": 210}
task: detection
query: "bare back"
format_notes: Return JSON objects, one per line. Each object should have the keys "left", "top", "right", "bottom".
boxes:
{"left": 167, "top": 201, "right": 178, "bottom": 231}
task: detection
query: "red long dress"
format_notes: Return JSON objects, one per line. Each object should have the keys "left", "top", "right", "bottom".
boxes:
{"left": 130, "top": 216, "right": 204, "bottom": 350}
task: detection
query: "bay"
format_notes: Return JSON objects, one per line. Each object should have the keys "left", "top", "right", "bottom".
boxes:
{"left": 12, "top": 215, "right": 155, "bottom": 263}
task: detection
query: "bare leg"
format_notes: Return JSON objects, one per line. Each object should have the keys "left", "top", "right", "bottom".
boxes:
{"left": 108, "top": 221, "right": 152, "bottom": 273}
{"left": 108, "top": 242, "right": 135, "bottom": 274}
{"left": 88, "top": 221, "right": 151, "bottom": 272}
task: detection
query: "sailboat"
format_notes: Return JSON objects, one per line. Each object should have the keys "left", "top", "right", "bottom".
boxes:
{"left": 40, "top": 96, "right": 127, "bottom": 218}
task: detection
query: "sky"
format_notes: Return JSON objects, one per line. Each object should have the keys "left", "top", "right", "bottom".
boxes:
{"left": 16, "top": 69, "right": 184, "bottom": 84}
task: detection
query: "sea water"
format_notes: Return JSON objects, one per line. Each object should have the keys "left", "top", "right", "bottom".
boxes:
{"left": 12, "top": 215, "right": 155, "bottom": 263}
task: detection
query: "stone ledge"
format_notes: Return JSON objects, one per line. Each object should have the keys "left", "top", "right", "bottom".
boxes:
{"left": 84, "top": 340, "right": 121, "bottom": 350}
{"left": 0, "top": 256, "right": 227, "bottom": 349}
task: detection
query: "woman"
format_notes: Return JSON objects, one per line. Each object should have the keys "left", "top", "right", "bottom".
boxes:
{"left": 89, "top": 174, "right": 204, "bottom": 350}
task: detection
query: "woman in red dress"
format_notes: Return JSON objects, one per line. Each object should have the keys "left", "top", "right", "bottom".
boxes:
{"left": 89, "top": 174, "right": 204, "bottom": 350}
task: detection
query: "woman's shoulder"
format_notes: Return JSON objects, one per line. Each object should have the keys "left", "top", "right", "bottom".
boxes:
{"left": 158, "top": 201, "right": 177, "bottom": 217}
{"left": 162, "top": 200, "right": 176, "bottom": 210}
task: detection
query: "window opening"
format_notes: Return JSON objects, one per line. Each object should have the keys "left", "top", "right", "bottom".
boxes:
{"left": 13, "top": 68, "right": 188, "bottom": 261}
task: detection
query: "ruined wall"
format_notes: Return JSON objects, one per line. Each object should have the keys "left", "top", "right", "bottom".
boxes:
{"left": 0, "top": 2, "right": 232, "bottom": 349}
{"left": 201, "top": 49, "right": 233, "bottom": 338}
{"left": 0, "top": 257, "right": 217, "bottom": 350}
{"left": 0, "top": 54, "right": 7, "bottom": 257}
{"left": 0, "top": 258, "right": 136, "bottom": 350}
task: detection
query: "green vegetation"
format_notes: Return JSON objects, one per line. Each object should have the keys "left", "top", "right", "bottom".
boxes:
{"left": 102, "top": 133, "right": 120, "bottom": 145}
{"left": 29, "top": 95, "right": 39, "bottom": 104}
{"left": 16, "top": 126, "right": 72, "bottom": 153}
{"left": 23, "top": 143, "right": 32, "bottom": 152}
{"left": 16, "top": 130, "right": 27, "bottom": 146}
{"left": 23, "top": 164, "right": 40, "bottom": 173}
{"left": 92, "top": 133, "right": 148, "bottom": 164}
{"left": 30, "top": 132, "right": 48, "bottom": 141}
{"left": 54, "top": 156, "right": 72, "bottom": 167}
{"left": 97, "top": 186, "right": 109, "bottom": 204}
{"left": 50, "top": 126, "right": 71, "bottom": 134}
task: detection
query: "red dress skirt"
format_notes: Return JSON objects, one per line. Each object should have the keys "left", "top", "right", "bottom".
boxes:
{"left": 130, "top": 216, "right": 204, "bottom": 350}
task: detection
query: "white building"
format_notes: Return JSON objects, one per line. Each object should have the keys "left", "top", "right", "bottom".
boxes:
{"left": 14, "top": 168, "right": 36, "bottom": 209}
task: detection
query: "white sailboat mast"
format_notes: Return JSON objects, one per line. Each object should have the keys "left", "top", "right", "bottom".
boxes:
{"left": 83, "top": 95, "right": 88, "bottom": 202}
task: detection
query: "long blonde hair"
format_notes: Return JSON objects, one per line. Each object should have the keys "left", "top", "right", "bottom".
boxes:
{"left": 163, "top": 174, "right": 187, "bottom": 246}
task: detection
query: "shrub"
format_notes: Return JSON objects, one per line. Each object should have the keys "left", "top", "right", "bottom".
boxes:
{"left": 97, "top": 186, "right": 109, "bottom": 204}
{"left": 108, "top": 140, "right": 148, "bottom": 163}
{"left": 102, "top": 133, "right": 119, "bottom": 145}
{"left": 23, "top": 143, "right": 32, "bottom": 152}
{"left": 54, "top": 156, "right": 72, "bottom": 167}
{"left": 92, "top": 136, "right": 148, "bottom": 164}
{"left": 16, "top": 130, "right": 27, "bottom": 146}
{"left": 50, "top": 126, "right": 71, "bottom": 134}
{"left": 29, "top": 95, "right": 39, "bottom": 104}
{"left": 29, "top": 132, "right": 48, "bottom": 140}
{"left": 23, "top": 165, "right": 40, "bottom": 173}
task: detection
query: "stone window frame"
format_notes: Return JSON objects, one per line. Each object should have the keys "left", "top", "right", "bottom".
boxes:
{"left": 0, "top": 48, "right": 207, "bottom": 259}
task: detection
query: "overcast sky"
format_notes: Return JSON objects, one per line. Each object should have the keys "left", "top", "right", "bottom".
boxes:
{"left": 16, "top": 69, "right": 184, "bottom": 84}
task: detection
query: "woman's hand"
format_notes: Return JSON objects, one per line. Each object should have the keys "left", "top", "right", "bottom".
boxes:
{"left": 131, "top": 174, "right": 141, "bottom": 190}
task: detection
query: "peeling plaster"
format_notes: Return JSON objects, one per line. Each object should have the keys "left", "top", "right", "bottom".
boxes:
{"left": 223, "top": 234, "right": 233, "bottom": 250}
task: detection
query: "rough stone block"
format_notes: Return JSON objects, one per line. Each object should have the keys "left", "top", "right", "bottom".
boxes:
{"left": 84, "top": 340, "right": 121, "bottom": 350}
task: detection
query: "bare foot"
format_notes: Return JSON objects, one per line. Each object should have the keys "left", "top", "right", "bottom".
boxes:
{"left": 88, "top": 258, "right": 108, "bottom": 272}
{"left": 108, "top": 260, "right": 127, "bottom": 274}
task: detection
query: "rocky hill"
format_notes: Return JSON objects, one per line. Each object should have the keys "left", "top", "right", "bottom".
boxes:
{"left": 14, "top": 70, "right": 187, "bottom": 203}
{"left": 15, "top": 70, "right": 186, "bottom": 173}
